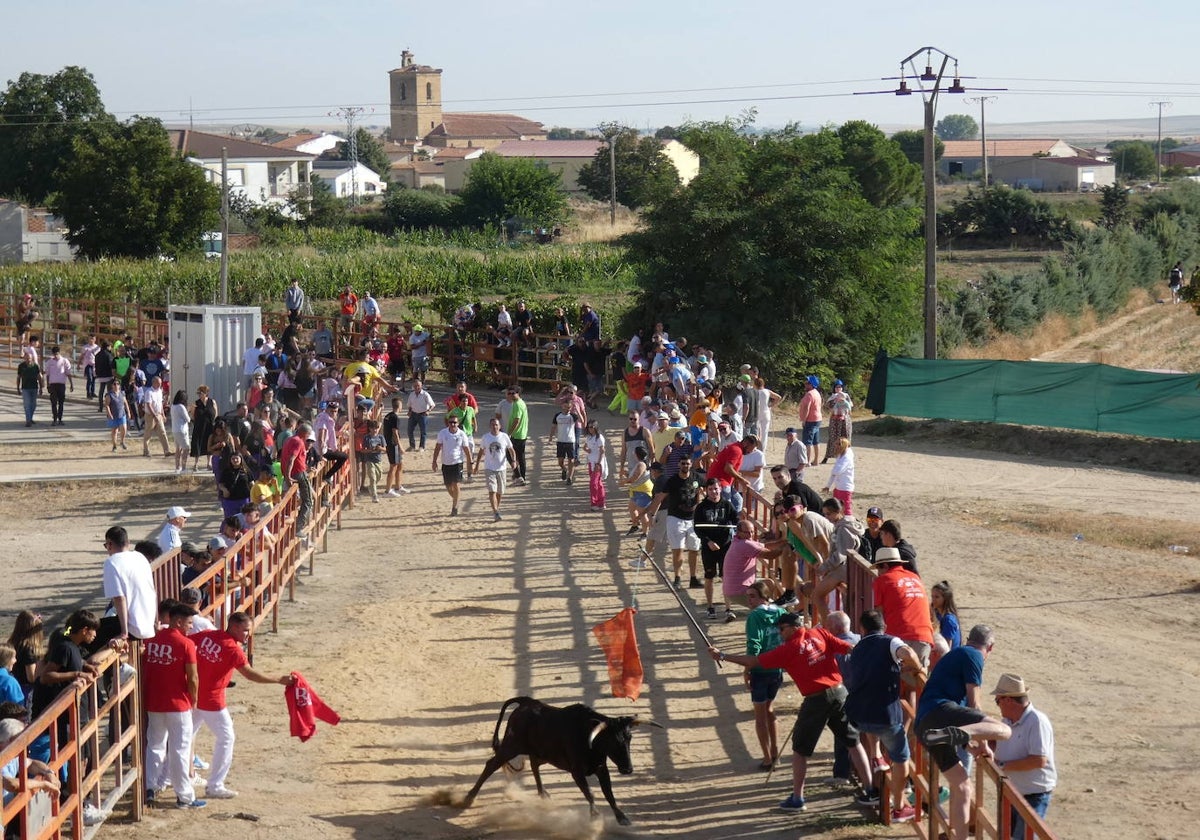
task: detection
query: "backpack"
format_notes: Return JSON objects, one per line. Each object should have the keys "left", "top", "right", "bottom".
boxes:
{"left": 1170, "top": 266, "right": 1184, "bottom": 285}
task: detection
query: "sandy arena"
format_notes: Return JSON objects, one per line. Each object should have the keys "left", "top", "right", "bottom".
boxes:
{"left": 2, "top": 385, "right": 1198, "bottom": 840}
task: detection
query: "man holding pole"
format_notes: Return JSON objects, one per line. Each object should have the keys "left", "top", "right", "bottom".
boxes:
{"left": 708, "top": 612, "right": 874, "bottom": 813}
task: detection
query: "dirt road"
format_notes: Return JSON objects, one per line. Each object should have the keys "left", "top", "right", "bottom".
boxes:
{"left": 4, "top": 387, "right": 1198, "bottom": 840}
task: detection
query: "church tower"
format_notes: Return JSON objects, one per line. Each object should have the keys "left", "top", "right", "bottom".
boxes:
{"left": 389, "top": 50, "right": 443, "bottom": 142}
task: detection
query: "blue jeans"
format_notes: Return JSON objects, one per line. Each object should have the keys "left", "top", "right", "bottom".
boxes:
{"left": 407, "top": 413, "right": 428, "bottom": 448}
{"left": 21, "top": 387, "right": 38, "bottom": 423}
{"left": 720, "top": 485, "right": 744, "bottom": 514}
{"left": 1011, "top": 791, "right": 1052, "bottom": 839}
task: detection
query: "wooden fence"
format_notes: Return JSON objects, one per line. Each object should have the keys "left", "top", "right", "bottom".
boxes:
{"left": 0, "top": 432, "right": 355, "bottom": 838}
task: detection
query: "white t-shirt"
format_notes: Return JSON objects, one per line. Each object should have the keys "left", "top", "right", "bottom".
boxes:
{"left": 554, "top": 412, "right": 576, "bottom": 443}
{"left": 187, "top": 614, "right": 217, "bottom": 635}
{"left": 740, "top": 448, "right": 766, "bottom": 494}
{"left": 102, "top": 550, "right": 158, "bottom": 639}
{"left": 437, "top": 427, "right": 471, "bottom": 465}
{"left": 480, "top": 431, "right": 513, "bottom": 472}
{"left": 242, "top": 345, "right": 263, "bottom": 375}
{"left": 497, "top": 309, "right": 512, "bottom": 329}
{"left": 585, "top": 433, "right": 606, "bottom": 466}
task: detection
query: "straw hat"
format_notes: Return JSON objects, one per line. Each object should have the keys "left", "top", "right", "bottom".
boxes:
{"left": 990, "top": 673, "right": 1030, "bottom": 697}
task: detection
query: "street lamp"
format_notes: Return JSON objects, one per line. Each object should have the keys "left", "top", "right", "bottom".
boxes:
{"left": 858, "top": 48, "right": 1000, "bottom": 359}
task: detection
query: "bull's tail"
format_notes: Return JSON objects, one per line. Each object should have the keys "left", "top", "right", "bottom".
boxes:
{"left": 491, "top": 696, "right": 533, "bottom": 752}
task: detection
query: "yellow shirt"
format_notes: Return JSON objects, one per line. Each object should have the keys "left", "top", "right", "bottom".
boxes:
{"left": 343, "top": 361, "right": 385, "bottom": 399}
{"left": 251, "top": 479, "right": 281, "bottom": 507}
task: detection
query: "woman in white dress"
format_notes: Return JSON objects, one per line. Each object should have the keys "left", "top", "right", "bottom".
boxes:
{"left": 749, "top": 377, "right": 782, "bottom": 457}
{"left": 170, "top": 390, "right": 192, "bottom": 474}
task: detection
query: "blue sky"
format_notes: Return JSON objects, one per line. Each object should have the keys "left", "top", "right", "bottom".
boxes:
{"left": 4, "top": 0, "right": 1197, "bottom": 134}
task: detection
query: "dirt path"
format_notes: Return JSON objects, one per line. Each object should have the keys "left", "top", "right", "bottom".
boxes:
{"left": 1034, "top": 297, "right": 1200, "bottom": 371}
{"left": 4, "top": 389, "right": 1199, "bottom": 840}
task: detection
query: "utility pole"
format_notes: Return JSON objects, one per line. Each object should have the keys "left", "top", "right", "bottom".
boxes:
{"left": 330, "top": 106, "right": 373, "bottom": 205}
{"left": 1150, "top": 100, "right": 1172, "bottom": 183}
{"left": 966, "top": 96, "right": 997, "bottom": 194}
{"left": 598, "top": 122, "right": 622, "bottom": 226}
{"left": 220, "top": 147, "right": 229, "bottom": 305}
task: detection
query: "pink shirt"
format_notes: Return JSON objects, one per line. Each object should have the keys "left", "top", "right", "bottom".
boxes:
{"left": 722, "top": 537, "right": 765, "bottom": 597}
{"left": 80, "top": 343, "right": 98, "bottom": 367}
{"left": 313, "top": 411, "right": 338, "bottom": 455}
{"left": 44, "top": 355, "right": 73, "bottom": 385}
{"left": 799, "top": 389, "right": 822, "bottom": 423}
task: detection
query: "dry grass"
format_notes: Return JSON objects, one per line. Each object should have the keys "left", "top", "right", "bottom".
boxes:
{"left": 561, "top": 197, "right": 641, "bottom": 243}
{"left": 952, "top": 500, "right": 1200, "bottom": 554}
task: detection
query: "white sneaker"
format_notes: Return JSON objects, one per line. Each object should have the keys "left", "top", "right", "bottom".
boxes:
{"left": 190, "top": 774, "right": 207, "bottom": 787}
{"left": 386, "top": 488, "right": 401, "bottom": 497}
{"left": 205, "top": 786, "right": 238, "bottom": 799}
{"left": 398, "top": 486, "right": 411, "bottom": 494}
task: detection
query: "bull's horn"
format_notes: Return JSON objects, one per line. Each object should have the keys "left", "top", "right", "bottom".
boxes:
{"left": 588, "top": 721, "right": 608, "bottom": 747}
{"left": 632, "top": 718, "right": 664, "bottom": 729}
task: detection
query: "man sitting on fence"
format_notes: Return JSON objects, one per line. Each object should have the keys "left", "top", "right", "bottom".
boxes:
{"left": 916, "top": 624, "right": 1013, "bottom": 840}
{"left": 991, "top": 674, "right": 1056, "bottom": 839}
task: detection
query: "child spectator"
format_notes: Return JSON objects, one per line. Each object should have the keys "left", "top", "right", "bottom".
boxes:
{"left": 361, "top": 419, "right": 387, "bottom": 502}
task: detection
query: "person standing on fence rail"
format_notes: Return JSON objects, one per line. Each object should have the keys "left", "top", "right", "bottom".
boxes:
{"left": 282, "top": 423, "right": 314, "bottom": 538}
{"left": 191, "top": 612, "right": 296, "bottom": 800}
{"left": 915, "top": 624, "right": 1013, "bottom": 840}
{"left": 990, "top": 674, "right": 1056, "bottom": 839}
{"left": 285, "top": 278, "right": 306, "bottom": 320}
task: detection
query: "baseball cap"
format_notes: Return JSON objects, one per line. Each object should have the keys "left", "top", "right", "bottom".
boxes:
{"left": 866, "top": 506, "right": 883, "bottom": 519}
{"left": 180, "top": 540, "right": 208, "bottom": 557}
{"left": 166, "top": 506, "right": 191, "bottom": 520}
{"left": 739, "top": 373, "right": 752, "bottom": 383}
{"left": 806, "top": 375, "right": 820, "bottom": 388}
{"left": 785, "top": 427, "right": 797, "bottom": 435}
{"left": 834, "top": 379, "right": 844, "bottom": 387}
{"left": 179, "top": 587, "right": 203, "bottom": 605}
{"left": 413, "top": 324, "right": 424, "bottom": 333}
{"left": 657, "top": 411, "right": 669, "bottom": 420}
{"left": 208, "top": 536, "right": 229, "bottom": 551}
{"left": 776, "top": 612, "right": 805, "bottom": 628}
{"left": 633, "top": 361, "right": 643, "bottom": 368}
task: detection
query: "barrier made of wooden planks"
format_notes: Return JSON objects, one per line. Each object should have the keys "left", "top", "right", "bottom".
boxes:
{"left": 0, "top": 427, "right": 357, "bottom": 838}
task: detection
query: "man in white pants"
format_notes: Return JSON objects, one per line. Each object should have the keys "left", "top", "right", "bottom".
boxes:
{"left": 191, "top": 612, "right": 294, "bottom": 798}
{"left": 143, "top": 603, "right": 204, "bottom": 809}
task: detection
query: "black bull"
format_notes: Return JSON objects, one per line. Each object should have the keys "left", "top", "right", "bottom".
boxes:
{"left": 462, "top": 696, "right": 662, "bottom": 826}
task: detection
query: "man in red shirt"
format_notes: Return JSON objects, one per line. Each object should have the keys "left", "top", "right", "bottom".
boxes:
{"left": 337, "top": 285, "right": 359, "bottom": 340}
{"left": 191, "top": 612, "right": 294, "bottom": 799}
{"left": 709, "top": 612, "right": 873, "bottom": 812}
{"left": 871, "top": 547, "right": 934, "bottom": 667}
{"left": 708, "top": 438, "right": 745, "bottom": 513}
{"left": 281, "top": 422, "right": 312, "bottom": 537}
{"left": 144, "top": 602, "right": 203, "bottom": 809}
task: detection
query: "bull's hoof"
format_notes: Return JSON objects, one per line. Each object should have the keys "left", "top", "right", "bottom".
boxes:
{"left": 616, "top": 814, "right": 632, "bottom": 826}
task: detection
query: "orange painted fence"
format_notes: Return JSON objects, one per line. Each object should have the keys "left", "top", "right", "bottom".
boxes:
{"left": 1, "top": 432, "right": 356, "bottom": 838}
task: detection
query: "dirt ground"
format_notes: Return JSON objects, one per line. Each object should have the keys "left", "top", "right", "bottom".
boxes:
{"left": 3, "top": 386, "right": 1200, "bottom": 840}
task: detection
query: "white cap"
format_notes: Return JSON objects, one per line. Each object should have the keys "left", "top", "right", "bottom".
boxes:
{"left": 166, "top": 506, "right": 191, "bottom": 520}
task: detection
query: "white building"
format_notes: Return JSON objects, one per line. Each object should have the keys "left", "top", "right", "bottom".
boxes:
{"left": 270, "top": 131, "right": 345, "bottom": 157}
{"left": 0, "top": 201, "right": 76, "bottom": 264}
{"left": 311, "top": 161, "right": 388, "bottom": 199}
{"left": 169, "top": 130, "right": 315, "bottom": 210}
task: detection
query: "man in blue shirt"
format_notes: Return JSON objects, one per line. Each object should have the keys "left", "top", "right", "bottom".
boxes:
{"left": 915, "top": 624, "right": 1012, "bottom": 840}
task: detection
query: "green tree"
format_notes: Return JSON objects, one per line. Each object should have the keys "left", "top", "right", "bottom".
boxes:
{"left": 457, "top": 153, "right": 567, "bottom": 227}
{"left": 624, "top": 121, "right": 923, "bottom": 383}
{"left": 51, "top": 117, "right": 219, "bottom": 259}
{"left": 547, "top": 127, "right": 593, "bottom": 140}
{"left": 1108, "top": 140, "right": 1157, "bottom": 180}
{"left": 0, "top": 66, "right": 113, "bottom": 203}
{"left": 835, "top": 121, "right": 922, "bottom": 207}
{"left": 321, "top": 128, "right": 392, "bottom": 180}
{"left": 891, "top": 130, "right": 944, "bottom": 166}
{"left": 1099, "top": 183, "right": 1131, "bottom": 231}
{"left": 577, "top": 127, "right": 680, "bottom": 209}
{"left": 382, "top": 186, "right": 461, "bottom": 229}
{"left": 654, "top": 126, "right": 680, "bottom": 140}
{"left": 935, "top": 113, "right": 978, "bottom": 140}
{"left": 301, "top": 175, "right": 347, "bottom": 228}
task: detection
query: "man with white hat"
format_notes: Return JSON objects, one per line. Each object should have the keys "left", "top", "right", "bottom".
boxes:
{"left": 991, "top": 674, "right": 1056, "bottom": 837}
{"left": 157, "top": 506, "right": 192, "bottom": 556}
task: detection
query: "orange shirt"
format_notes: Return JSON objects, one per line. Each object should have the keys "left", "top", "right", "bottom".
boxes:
{"left": 872, "top": 567, "right": 933, "bottom": 643}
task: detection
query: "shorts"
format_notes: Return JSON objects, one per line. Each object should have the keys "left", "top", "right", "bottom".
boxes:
{"left": 647, "top": 510, "right": 668, "bottom": 544}
{"left": 793, "top": 684, "right": 859, "bottom": 757}
{"left": 632, "top": 491, "right": 652, "bottom": 508}
{"left": 441, "top": 463, "right": 464, "bottom": 486}
{"left": 556, "top": 441, "right": 574, "bottom": 460}
{"left": 107, "top": 417, "right": 127, "bottom": 429}
{"left": 387, "top": 445, "right": 403, "bottom": 466}
{"left": 902, "top": 639, "right": 932, "bottom": 669}
{"left": 666, "top": 516, "right": 701, "bottom": 551}
{"left": 700, "top": 545, "right": 728, "bottom": 579}
{"left": 801, "top": 421, "right": 820, "bottom": 446}
{"left": 587, "top": 374, "right": 604, "bottom": 393}
{"left": 856, "top": 722, "right": 910, "bottom": 763}
{"left": 627, "top": 399, "right": 642, "bottom": 413}
{"left": 749, "top": 670, "right": 784, "bottom": 704}
{"left": 916, "top": 702, "right": 988, "bottom": 772}
{"left": 485, "top": 469, "right": 507, "bottom": 494}
{"left": 414, "top": 356, "right": 431, "bottom": 373}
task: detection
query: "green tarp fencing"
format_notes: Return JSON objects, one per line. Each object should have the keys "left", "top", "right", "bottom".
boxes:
{"left": 873, "top": 357, "right": 1200, "bottom": 441}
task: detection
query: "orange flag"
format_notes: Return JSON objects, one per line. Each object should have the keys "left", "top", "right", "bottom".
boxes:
{"left": 592, "top": 607, "right": 644, "bottom": 701}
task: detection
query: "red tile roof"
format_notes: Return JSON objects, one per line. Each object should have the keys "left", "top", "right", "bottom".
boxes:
{"left": 168, "top": 129, "right": 314, "bottom": 160}
{"left": 426, "top": 112, "right": 546, "bottom": 140}
{"left": 941, "top": 139, "right": 1070, "bottom": 158}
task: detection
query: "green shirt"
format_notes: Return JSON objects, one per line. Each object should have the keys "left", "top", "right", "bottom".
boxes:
{"left": 448, "top": 404, "right": 477, "bottom": 437}
{"left": 507, "top": 398, "right": 528, "bottom": 441}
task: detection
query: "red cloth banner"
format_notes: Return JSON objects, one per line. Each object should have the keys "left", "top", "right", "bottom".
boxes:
{"left": 592, "top": 607, "right": 644, "bottom": 701}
